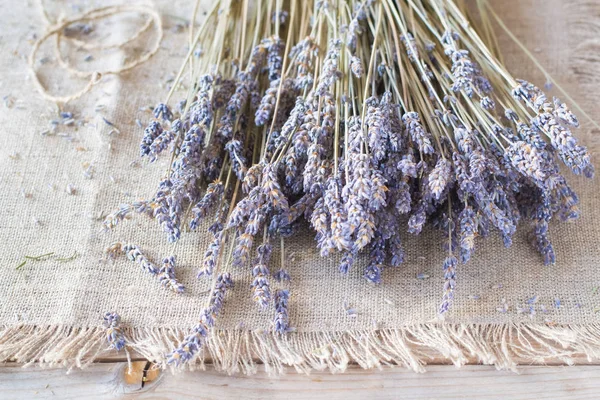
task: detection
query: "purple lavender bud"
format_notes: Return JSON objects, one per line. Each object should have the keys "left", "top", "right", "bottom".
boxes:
{"left": 553, "top": 97, "right": 579, "bottom": 127}
{"left": 350, "top": 56, "right": 364, "bottom": 78}
{"left": 505, "top": 141, "right": 546, "bottom": 185}
{"left": 364, "top": 236, "right": 384, "bottom": 284}
{"left": 397, "top": 154, "right": 418, "bottom": 178}
{"left": 159, "top": 255, "right": 185, "bottom": 294}
{"left": 458, "top": 206, "right": 477, "bottom": 263}
{"left": 290, "top": 37, "right": 317, "bottom": 90}
{"left": 271, "top": 10, "right": 288, "bottom": 25}
{"left": 408, "top": 202, "right": 427, "bottom": 235}
{"left": 395, "top": 181, "right": 412, "bottom": 214}
{"left": 225, "top": 139, "right": 248, "bottom": 180}
{"left": 149, "top": 129, "right": 176, "bottom": 161}
{"left": 103, "top": 312, "right": 126, "bottom": 351}
{"left": 316, "top": 39, "right": 342, "bottom": 95}
{"left": 439, "top": 256, "right": 457, "bottom": 314}
{"left": 402, "top": 112, "right": 434, "bottom": 154}
{"left": 123, "top": 244, "right": 159, "bottom": 275}
{"left": 140, "top": 121, "right": 163, "bottom": 157}
{"left": 338, "top": 251, "right": 355, "bottom": 274}
{"left": 388, "top": 233, "right": 405, "bottom": 267}
{"left": 167, "top": 273, "right": 233, "bottom": 366}
{"left": 265, "top": 36, "right": 284, "bottom": 81}
{"left": 233, "top": 233, "right": 254, "bottom": 268}
{"left": 251, "top": 263, "right": 271, "bottom": 309}
{"left": 199, "top": 235, "right": 220, "bottom": 278}
{"left": 273, "top": 268, "right": 291, "bottom": 282}
{"left": 262, "top": 164, "right": 289, "bottom": 211}
{"left": 366, "top": 95, "right": 390, "bottom": 161}
{"left": 325, "top": 177, "right": 351, "bottom": 251}
{"left": 255, "top": 80, "right": 278, "bottom": 126}
{"left": 480, "top": 96, "right": 495, "bottom": 110}
{"left": 428, "top": 158, "right": 452, "bottom": 200}
{"left": 190, "top": 74, "right": 213, "bottom": 126}
{"left": 273, "top": 289, "right": 290, "bottom": 334}
{"left": 212, "top": 79, "right": 236, "bottom": 109}
{"left": 400, "top": 32, "right": 419, "bottom": 62}
{"left": 153, "top": 103, "right": 173, "bottom": 121}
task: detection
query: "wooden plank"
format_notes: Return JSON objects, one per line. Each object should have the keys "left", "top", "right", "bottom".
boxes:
{"left": 1, "top": 363, "right": 600, "bottom": 399}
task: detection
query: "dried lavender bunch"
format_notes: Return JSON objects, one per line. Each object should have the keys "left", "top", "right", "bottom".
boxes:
{"left": 105, "top": 0, "right": 595, "bottom": 323}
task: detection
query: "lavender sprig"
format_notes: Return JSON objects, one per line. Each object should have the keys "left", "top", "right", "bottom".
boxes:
{"left": 167, "top": 273, "right": 234, "bottom": 366}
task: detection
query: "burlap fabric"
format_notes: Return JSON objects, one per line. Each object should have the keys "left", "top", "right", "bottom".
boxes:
{"left": 1, "top": 0, "right": 599, "bottom": 373}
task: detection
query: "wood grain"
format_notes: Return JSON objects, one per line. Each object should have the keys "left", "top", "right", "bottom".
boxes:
{"left": 1, "top": 363, "right": 600, "bottom": 399}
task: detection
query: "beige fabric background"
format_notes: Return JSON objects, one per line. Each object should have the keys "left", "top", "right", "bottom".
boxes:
{"left": 1, "top": 0, "right": 599, "bottom": 370}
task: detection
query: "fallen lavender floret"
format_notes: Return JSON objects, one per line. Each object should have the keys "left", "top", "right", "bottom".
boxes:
{"left": 103, "top": 312, "right": 126, "bottom": 351}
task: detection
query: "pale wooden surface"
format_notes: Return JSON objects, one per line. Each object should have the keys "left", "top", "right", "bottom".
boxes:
{"left": 1, "top": 362, "right": 600, "bottom": 399}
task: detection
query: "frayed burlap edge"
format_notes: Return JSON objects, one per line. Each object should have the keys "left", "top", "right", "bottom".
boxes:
{"left": 2, "top": 323, "right": 600, "bottom": 374}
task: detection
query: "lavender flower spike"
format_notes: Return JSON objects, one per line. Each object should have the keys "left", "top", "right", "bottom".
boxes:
{"left": 428, "top": 158, "right": 452, "bottom": 200}
{"left": 103, "top": 312, "right": 126, "bottom": 351}
{"left": 159, "top": 256, "right": 185, "bottom": 294}
{"left": 439, "top": 256, "right": 457, "bottom": 314}
{"left": 273, "top": 289, "right": 290, "bottom": 334}
{"left": 123, "top": 244, "right": 159, "bottom": 275}
{"left": 167, "top": 273, "right": 233, "bottom": 366}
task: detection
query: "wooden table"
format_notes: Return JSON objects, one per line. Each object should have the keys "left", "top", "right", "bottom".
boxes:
{"left": 2, "top": 355, "right": 599, "bottom": 399}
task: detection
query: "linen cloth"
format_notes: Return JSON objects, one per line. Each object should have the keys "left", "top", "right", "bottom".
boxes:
{"left": 1, "top": 0, "right": 599, "bottom": 372}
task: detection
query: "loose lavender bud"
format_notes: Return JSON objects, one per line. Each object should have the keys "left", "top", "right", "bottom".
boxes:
{"left": 159, "top": 256, "right": 185, "bottom": 294}
{"left": 439, "top": 256, "right": 457, "bottom": 314}
{"left": 123, "top": 244, "right": 159, "bottom": 275}
{"left": 167, "top": 273, "right": 233, "bottom": 366}
{"left": 103, "top": 312, "right": 126, "bottom": 351}
{"left": 273, "top": 289, "right": 290, "bottom": 334}
{"left": 338, "top": 251, "right": 355, "bottom": 274}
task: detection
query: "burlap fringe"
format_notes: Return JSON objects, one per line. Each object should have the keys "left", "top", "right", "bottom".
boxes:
{"left": 2, "top": 324, "right": 600, "bottom": 374}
